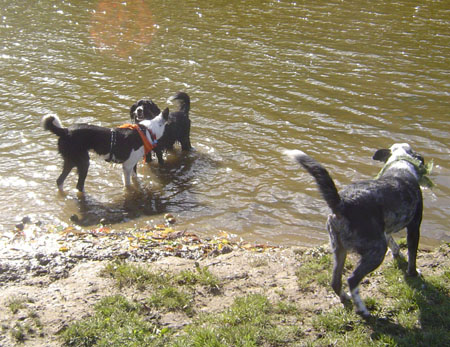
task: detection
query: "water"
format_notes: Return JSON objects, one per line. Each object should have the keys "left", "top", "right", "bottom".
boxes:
{"left": 0, "top": 0, "right": 449, "bottom": 247}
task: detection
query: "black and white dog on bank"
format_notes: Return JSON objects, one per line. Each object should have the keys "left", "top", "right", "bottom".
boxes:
{"left": 285, "top": 143, "right": 430, "bottom": 317}
{"left": 42, "top": 108, "right": 169, "bottom": 193}
{"left": 130, "top": 92, "right": 192, "bottom": 164}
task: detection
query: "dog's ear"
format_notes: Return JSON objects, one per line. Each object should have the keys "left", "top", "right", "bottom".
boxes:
{"left": 162, "top": 107, "right": 169, "bottom": 120}
{"left": 130, "top": 103, "right": 137, "bottom": 119}
{"left": 149, "top": 101, "right": 161, "bottom": 117}
{"left": 373, "top": 149, "right": 391, "bottom": 162}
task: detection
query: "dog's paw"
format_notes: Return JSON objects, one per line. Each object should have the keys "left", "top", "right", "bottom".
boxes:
{"left": 407, "top": 268, "right": 420, "bottom": 277}
{"left": 340, "top": 291, "right": 352, "bottom": 302}
{"left": 356, "top": 308, "right": 371, "bottom": 319}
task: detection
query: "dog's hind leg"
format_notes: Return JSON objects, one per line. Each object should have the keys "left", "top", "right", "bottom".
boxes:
{"left": 406, "top": 201, "right": 422, "bottom": 277}
{"left": 181, "top": 136, "right": 192, "bottom": 151}
{"left": 386, "top": 234, "right": 400, "bottom": 258}
{"left": 57, "top": 160, "right": 75, "bottom": 191}
{"left": 75, "top": 154, "right": 90, "bottom": 193}
{"left": 348, "top": 241, "right": 387, "bottom": 317}
{"left": 327, "top": 217, "right": 350, "bottom": 302}
{"left": 332, "top": 245, "right": 350, "bottom": 302}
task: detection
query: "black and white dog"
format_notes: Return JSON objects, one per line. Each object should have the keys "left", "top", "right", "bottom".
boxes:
{"left": 130, "top": 92, "right": 192, "bottom": 164}
{"left": 42, "top": 108, "right": 169, "bottom": 193}
{"left": 285, "top": 143, "right": 427, "bottom": 317}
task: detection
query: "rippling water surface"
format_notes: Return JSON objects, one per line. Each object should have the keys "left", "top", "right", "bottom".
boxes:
{"left": 0, "top": 0, "right": 448, "bottom": 246}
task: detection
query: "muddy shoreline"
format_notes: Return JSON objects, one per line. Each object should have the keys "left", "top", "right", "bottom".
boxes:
{"left": 1, "top": 218, "right": 449, "bottom": 346}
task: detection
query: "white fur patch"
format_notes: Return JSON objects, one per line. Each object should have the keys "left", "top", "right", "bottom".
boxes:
{"left": 351, "top": 287, "right": 369, "bottom": 316}
{"left": 385, "top": 143, "right": 419, "bottom": 179}
{"left": 122, "top": 147, "right": 144, "bottom": 186}
{"left": 284, "top": 149, "right": 307, "bottom": 161}
{"left": 139, "top": 111, "right": 167, "bottom": 140}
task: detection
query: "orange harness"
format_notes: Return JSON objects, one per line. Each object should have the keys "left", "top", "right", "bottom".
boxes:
{"left": 118, "top": 123, "right": 156, "bottom": 156}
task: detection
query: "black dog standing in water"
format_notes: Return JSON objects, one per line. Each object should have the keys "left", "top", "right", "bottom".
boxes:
{"left": 285, "top": 143, "right": 428, "bottom": 317}
{"left": 130, "top": 92, "right": 192, "bottom": 164}
{"left": 42, "top": 108, "right": 169, "bottom": 193}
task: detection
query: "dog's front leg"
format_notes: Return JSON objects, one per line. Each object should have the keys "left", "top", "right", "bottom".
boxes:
{"left": 406, "top": 203, "right": 422, "bottom": 277}
{"left": 122, "top": 166, "right": 132, "bottom": 187}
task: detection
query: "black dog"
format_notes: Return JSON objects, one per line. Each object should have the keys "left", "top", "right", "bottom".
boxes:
{"left": 42, "top": 108, "right": 169, "bottom": 193}
{"left": 130, "top": 92, "right": 192, "bottom": 164}
{"left": 285, "top": 143, "right": 427, "bottom": 317}
{"left": 129, "top": 99, "right": 161, "bottom": 123}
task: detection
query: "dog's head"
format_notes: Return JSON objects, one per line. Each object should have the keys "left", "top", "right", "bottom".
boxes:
{"left": 373, "top": 143, "right": 424, "bottom": 165}
{"left": 373, "top": 143, "right": 433, "bottom": 187}
{"left": 130, "top": 99, "right": 161, "bottom": 123}
{"left": 140, "top": 107, "right": 170, "bottom": 140}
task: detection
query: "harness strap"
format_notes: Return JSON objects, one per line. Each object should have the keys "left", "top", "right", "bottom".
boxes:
{"left": 118, "top": 123, "right": 156, "bottom": 156}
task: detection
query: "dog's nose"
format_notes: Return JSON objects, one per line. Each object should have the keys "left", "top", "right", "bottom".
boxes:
{"left": 136, "top": 107, "right": 144, "bottom": 119}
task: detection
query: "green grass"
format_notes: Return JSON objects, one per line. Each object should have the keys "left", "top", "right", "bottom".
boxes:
{"left": 6, "top": 296, "right": 33, "bottom": 314}
{"left": 61, "top": 295, "right": 167, "bottom": 347}
{"left": 60, "top": 246, "right": 450, "bottom": 346}
{"left": 174, "top": 294, "right": 303, "bottom": 347}
{"left": 295, "top": 247, "right": 333, "bottom": 289}
{"left": 310, "top": 249, "right": 450, "bottom": 346}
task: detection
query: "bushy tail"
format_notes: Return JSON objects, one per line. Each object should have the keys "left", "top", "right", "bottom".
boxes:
{"left": 42, "top": 115, "right": 67, "bottom": 137}
{"left": 285, "top": 150, "right": 342, "bottom": 214}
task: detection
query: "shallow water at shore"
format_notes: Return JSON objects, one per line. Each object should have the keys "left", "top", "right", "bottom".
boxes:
{"left": 0, "top": 0, "right": 449, "bottom": 247}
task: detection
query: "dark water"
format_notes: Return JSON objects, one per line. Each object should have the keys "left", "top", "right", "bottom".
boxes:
{"left": 0, "top": 0, "right": 448, "bottom": 246}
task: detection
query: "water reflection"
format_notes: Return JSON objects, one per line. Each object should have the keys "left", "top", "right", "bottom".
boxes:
{"left": 0, "top": 0, "right": 448, "bottom": 247}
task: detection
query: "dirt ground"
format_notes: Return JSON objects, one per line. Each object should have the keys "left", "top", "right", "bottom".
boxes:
{"left": 1, "top": 236, "right": 449, "bottom": 346}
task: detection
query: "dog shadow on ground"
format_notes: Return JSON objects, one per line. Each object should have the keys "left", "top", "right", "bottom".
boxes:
{"left": 357, "top": 255, "right": 449, "bottom": 345}
{"left": 70, "top": 149, "right": 220, "bottom": 227}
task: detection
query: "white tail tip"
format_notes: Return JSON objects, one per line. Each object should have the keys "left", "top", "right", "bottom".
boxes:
{"left": 284, "top": 149, "right": 307, "bottom": 161}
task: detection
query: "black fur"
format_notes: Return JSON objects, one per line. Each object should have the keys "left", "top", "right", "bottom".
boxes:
{"left": 43, "top": 109, "right": 169, "bottom": 192}
{"left": 130, "top": 92, "right": 192, "bottom": 164}
{"left": 286, "top": 144, "right": 424, "bottom": 317}
{"left": 129, "top": 99, "right": 161, "bottom": 122}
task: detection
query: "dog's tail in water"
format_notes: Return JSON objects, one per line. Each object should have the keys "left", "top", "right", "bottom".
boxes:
{"left": 42, "top": 115, "right": 67, "bottom": 137}
{"left": 284, "top": 150, "right": 342, "bottom": 215}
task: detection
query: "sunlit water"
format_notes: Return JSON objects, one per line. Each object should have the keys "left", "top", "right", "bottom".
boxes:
{"left": 0, "top": 0, "right": 448, "bottom": 247}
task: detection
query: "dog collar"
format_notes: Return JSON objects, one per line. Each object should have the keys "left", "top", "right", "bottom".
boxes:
{"left": 376, "top": 155, "right": 434, "bottom": 188}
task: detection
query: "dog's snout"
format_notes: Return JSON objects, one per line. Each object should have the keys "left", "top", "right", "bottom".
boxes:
{"left": 135, "top": 106, "right": 144, "bottom": 119}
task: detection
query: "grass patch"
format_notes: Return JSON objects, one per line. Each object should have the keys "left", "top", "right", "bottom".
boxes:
{"left": 174, "top": 294, "right": 303, "bottom": 347}
{"left": 6, "top": 296, "right": 33, "bottom": 314}
{"left": 175, "top": 263, "right": 221, "bottom": 292}
{"left": 102, "top": 261, "right": 220, "bottom": 314}
{"left": 296, "top": 247, "right": 333, "bottom": 290}
{"left": 101, "top": 261, "right": 169, "bottom": 290}
{"left": 60, "top": 246, "right": 449, "bottom": 346}
{"left": 310, "top": 253, "right": 450, "bottom": 346}
{"left": 61, "top": 295, "right": 168, "bottom": 346}
{"left": 148, "top": 286, "right": 193, "bottom": 315}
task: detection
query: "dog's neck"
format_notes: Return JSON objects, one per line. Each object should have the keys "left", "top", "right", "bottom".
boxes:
{"left": 377, "top": 156, "right": 433, "bottom": 188}
{"left": 140, "top": 114, "right": 166, "bottom": 140}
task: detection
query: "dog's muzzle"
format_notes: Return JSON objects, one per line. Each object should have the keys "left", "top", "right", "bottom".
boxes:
{"left": 134, "top": 106, "right": 144, "bottom": 121}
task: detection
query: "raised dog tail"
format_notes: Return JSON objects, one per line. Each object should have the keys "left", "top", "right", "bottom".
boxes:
{"left": 285, "top": 149, "right": 342, "bottom": 214}
{"left": 42, "top": 115, "right": 67, "bottom": 137}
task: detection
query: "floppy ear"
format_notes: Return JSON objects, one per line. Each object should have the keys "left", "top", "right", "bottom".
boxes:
{"left": 162, "top": 107, "right": 169, "bottom": 120}
{"left": 130, "top": 104, "right": 137, "bottom": 119}
{"left": 372, "top": 149, "right": 391, "bottom": 162}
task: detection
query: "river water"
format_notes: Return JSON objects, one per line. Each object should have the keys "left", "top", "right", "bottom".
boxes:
{"left": 0, "top": 0, "right": 448, "bottom": 246}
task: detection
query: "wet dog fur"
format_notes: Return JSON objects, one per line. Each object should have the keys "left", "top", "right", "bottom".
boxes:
{"left": 42, "top": 108, "right": 169, "bottom": 193}
{"left": 130, "top": 92, "right": 192, "bottom": 164}
{"left": 285, "top": 143, "right": 424, "bottom": 317}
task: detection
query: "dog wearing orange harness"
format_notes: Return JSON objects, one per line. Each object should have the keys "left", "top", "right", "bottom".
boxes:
{"left": 42, "top": 108, "right": 169, "bottom": 193}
